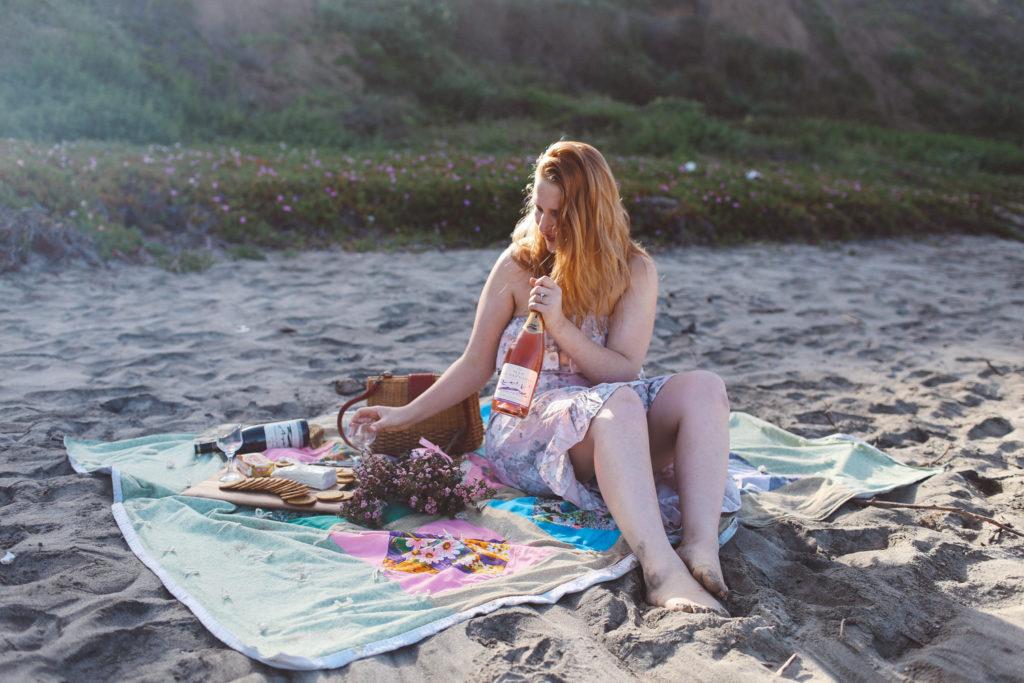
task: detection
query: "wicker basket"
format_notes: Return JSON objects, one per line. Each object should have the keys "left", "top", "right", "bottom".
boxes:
{"left": 337, "top": 372, "right": 484, "bottom": 456}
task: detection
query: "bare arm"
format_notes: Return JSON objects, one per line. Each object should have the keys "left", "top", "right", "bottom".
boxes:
{"left": 530, "top": 254, "right": 658, "bottom": 384}
{"left": 353, "top": 248, "right": 519, "bottom": 431}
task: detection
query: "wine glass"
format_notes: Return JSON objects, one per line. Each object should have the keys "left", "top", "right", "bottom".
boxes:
{"left": 344, "top": 421, "right": 376, "bottom": 468}
{"left": 217, "top": 423, "right": 244, "bottom": 483}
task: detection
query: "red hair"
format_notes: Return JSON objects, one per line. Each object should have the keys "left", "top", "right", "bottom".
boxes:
{"left": 510, "top": 140, "right": 647, "bottom": 323}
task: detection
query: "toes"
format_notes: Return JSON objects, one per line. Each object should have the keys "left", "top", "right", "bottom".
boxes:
{"left": 664, "top": 598, "right": 729, "bottom": 617}
{"left": 691, "top": 564, "right": 730, "bottom": 600}
{"left": 675, "top": 546, "right": 730, "bottom": 599}
{"left": 664, "top": 597, "right": 704, "bottom": 613}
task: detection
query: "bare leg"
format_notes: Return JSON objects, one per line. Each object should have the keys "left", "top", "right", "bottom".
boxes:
{"left": 570, "top": 387, "right": 726, "bottom": 615}
{"left": 648, "top": 371, "right": 731, "bottom": 599}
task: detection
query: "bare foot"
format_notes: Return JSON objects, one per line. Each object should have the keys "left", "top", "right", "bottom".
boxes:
{"left": 643, "top": 559, "right": 729, "bottom": 616}
{"left": 675, "top": 540, "right": 729, "bottom": 600}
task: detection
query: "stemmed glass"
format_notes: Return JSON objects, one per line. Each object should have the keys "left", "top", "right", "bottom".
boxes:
{"left": 344, "top": 421, "right": 376, "bottom": 468}
{"left": 217, "top": 423, "right": 245, "bottom": 483}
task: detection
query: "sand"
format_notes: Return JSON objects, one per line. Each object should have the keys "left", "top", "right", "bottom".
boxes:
{"left": 1, "top": 234, "right": 1022, "bottom": 681}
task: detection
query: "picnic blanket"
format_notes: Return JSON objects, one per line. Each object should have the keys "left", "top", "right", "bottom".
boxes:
{"left": 64, "top": 410, "right": 937, "bottom": 670}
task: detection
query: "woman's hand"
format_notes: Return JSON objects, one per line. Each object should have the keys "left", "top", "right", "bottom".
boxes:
{"left": 528, "top": 275, "right": 568, "bottom": 335}
{"left": 350, "top": 405, "right": 413, "bottom": 434}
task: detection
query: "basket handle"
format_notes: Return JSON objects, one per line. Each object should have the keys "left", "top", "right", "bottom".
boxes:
{"left": 337, "top": 379, "right": 381, "bottom": 449}
{"left": 442, "top": 406, "right": 470, "bottom": 455}
{"left": 453, "top": 393, "right": 480, "bottom": 453}
{"left": 336, "top": 375, "right": 479, "bottom": 455}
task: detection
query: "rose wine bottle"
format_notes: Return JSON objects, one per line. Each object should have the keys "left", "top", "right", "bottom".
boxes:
{"left": 492, "top": 312, "right": 545, "bottom": 418}
{"left": 193, "top": 419, "right": 323, "bottom": 456}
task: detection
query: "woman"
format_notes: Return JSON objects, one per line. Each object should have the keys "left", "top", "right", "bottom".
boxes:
{"left": 352, "top": 140, "right": 737, "bottom": 616}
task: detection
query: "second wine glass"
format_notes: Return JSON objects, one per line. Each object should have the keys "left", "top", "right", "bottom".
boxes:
{"left": 217, "top": 423, "right": 244, "bottom": 483}
{"left": 345, "top": 421, "right": 376, "bottom": 467}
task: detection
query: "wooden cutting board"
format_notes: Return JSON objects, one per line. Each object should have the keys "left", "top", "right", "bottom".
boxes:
{"left": 182, "top": 468, "right": 356, "bottom": 515}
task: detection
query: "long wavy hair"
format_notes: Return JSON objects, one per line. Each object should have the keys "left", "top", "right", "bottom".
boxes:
{"left": 510, "top": 140, "right": 648, "bottom": 324}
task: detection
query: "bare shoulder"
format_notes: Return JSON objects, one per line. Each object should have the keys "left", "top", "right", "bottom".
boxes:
{"left": 630, "top": 250, "right": 655, "bottom": 272}
{"left": 491, "top": 245, "right": 533, "bottom": 314}
{"left": 610, "top": 252, "right": 657, "bottom": 323}
{"left": 488, "top": 244, "right": 526, "bottom": 280}
{"left": 628, "top": 252, "right": 658, "bottom": 290}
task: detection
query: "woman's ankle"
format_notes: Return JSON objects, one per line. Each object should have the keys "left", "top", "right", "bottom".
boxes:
{"left": 631, "top": 537, "right": 683, "bottom": 570}
{"left": 677, "top": 529, "right": 722, "bottom": 551}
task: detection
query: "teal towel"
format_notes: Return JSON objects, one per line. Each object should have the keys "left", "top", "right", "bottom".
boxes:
{"left": 726, "top": 412, "right": 939, "bottom": 526}
{"left": 64, "top": 411, "right": 937, "bottom": 670}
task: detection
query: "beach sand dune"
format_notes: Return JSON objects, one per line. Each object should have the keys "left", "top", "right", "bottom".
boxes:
{"left": 1, "top": 235, "right": 1021, "bottom": 680}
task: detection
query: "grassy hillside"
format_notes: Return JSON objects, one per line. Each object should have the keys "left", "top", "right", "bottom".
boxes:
{"left": 2, "top": 0, "right": 1022, "bottom": 149}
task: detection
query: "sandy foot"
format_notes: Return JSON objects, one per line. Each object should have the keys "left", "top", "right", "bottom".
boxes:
{"left": 643, "top": 558, "right": 729, "bottom": 617}
{"left": 676, "top": 540, "right": 730, "bottom": 600}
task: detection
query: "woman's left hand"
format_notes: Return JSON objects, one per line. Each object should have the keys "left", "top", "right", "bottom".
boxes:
{"left": 528, "top": 276, "right": 567, "bottom": 335}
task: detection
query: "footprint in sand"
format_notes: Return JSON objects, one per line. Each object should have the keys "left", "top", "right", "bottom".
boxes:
{"left": 966, "top": 417, "right": 1014, "bottom": 440}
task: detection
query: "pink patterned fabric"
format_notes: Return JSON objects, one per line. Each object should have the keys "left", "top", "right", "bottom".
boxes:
{"left": 330, "top": 519, "right": 551, "bottom": 596}
{"left": 263, "top": 441, "right": 344, "bottom": 464}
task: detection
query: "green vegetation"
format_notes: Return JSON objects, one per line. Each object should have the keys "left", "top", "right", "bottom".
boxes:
{"left": 1, "top": 1, "right": 1022, "bottom": 269}
{"left": 2, "top": 0, "right": 1022, "bottom": 146}
{"left": 3, "top": 130, "right": 1020, "bottom": 268}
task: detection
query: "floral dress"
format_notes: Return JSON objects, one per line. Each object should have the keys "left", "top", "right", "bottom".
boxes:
{"left": 484, "top": 314, "right": 741, "bottom": 528}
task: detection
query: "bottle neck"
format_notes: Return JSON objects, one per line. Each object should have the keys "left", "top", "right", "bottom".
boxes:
{"left": 194, "top": 440, "right": 221, "bottom": 455}
{"left": 523, "top": 311, "right": 544, "bottom": 334}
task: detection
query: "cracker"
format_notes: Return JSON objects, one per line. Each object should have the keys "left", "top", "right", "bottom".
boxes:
{"left": 314, "top": 490, "right": 349, "bottom": 502}
{"left": 282, "top": 494, "right": 317, "bottom": 506}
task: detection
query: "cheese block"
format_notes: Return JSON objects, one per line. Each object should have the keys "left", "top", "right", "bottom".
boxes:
{"left": 236, "top": 452, "right": 275, "bottom": 478}
{"left": 271, "top": 464, "right": 336, "bottom": 490}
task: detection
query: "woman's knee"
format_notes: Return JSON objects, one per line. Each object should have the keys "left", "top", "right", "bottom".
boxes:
{"left": 585, "top": 387, "right": 647, "bottom": 450}
{"left": 596, "top": 386, "right": 647, "bottom": 425}
{"left": 668, "top": 370, "right": 729, "bottom": 411}
{"left": 570, "top": 387, "right": 646, "bottom": 482}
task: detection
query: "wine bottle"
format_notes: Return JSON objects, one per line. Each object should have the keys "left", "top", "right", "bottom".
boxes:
{"left": 193, "top": 419, "right": 323, "bottom": 456}
{"left": 492, "top": 311, "right": 545, "bottom": 418}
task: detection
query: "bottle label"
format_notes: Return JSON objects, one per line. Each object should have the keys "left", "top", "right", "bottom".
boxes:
{"left": 494, "top": 363, "right": 539, "bottom": 408}
{"left": 264, "top": 420, "right": 304, "bottom": 449}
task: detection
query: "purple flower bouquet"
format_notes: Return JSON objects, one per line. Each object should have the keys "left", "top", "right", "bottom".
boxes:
{"left": 339, "top": 439, "right": 495, "bottom": 528}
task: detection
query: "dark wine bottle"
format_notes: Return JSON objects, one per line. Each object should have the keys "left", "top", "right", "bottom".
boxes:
{"left": 193, "top": 419, "right": 322, "bottom": 456}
